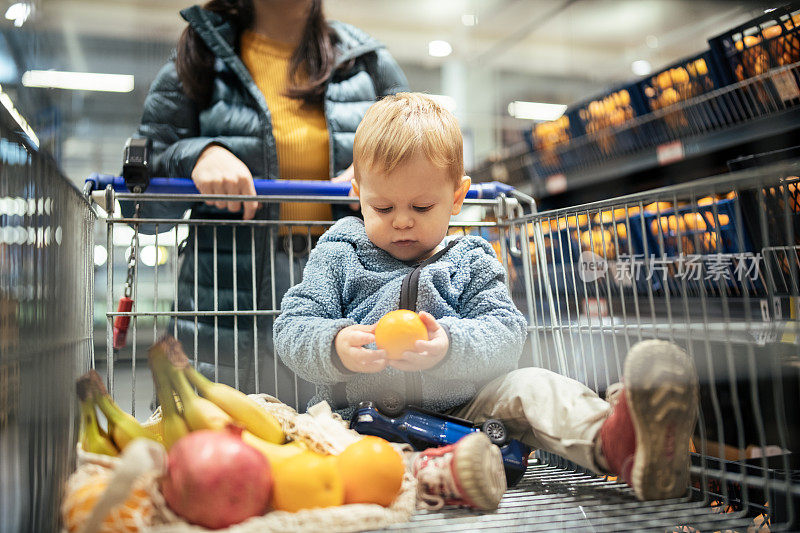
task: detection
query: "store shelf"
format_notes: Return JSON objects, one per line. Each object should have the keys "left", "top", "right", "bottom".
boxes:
{"left": 474, "top": 63, "right": 800, "bottom": 204}
{"left": 548, "top": 106, "right": 800, "bottom": 197}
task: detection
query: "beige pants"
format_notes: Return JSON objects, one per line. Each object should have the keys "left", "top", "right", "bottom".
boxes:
{"left": 450, "top": 368, "right": 611, "bottom": 472}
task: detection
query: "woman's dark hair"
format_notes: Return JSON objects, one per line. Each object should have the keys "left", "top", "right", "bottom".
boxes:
{"left": 176, "top": 0, "right": 339, "bottom": 107}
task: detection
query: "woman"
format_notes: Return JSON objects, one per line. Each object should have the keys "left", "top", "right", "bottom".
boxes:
{"left": 128, "top": 0, "right": 408, "bottom": 408}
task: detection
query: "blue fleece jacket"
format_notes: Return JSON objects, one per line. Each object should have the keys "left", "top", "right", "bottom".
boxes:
{"left": 274, "top": 216, "right": 527, "bottom": 416}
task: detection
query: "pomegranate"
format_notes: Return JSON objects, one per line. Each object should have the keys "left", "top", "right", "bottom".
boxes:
{"left": 161, "top": 427, "right": 272, "bottom": 529}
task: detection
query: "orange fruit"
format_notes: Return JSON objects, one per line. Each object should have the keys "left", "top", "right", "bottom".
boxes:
{"left": 374, "top": 310, "right": 428, "bottom": 360}
{"left": 62, "top": 473, "right": 153, "bottom": 533}
{"left": 271, "top": 451, "right": 344, "bottom": 512}
{"left": 337, "top": 436, "right": 405, "bottom": 507}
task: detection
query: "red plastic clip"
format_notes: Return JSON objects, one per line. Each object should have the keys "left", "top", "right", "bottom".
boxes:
{"left": 113, "top": 296, "right": 134, "bottom": 349}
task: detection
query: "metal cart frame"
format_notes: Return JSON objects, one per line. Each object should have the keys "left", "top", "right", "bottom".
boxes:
{"left": 86, "top": 161, "right": 800, "bottom": 530}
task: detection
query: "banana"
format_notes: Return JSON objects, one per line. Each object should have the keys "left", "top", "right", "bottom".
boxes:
{"left": 78, "top": 399, "right": 118, "bottom": 457}
{"left": 241, "top": 431, "right": 308, "bottom": 466}
{"left": 149, "top": 335, "right": 246, "bottom": 434}
{"left": 143, "top": 418, "right": 164, "bottom": 443}
{"left": 185, "top": 364, "right": 285, "bottom": 444}
{"left": 167, "top": 364, "right": 233, "bottom": 432}
{"left": 94, "top": 389, "right": 154, "bottom": 451}
{"left": 152, "top": 366, "right": 189, "bottom": 450}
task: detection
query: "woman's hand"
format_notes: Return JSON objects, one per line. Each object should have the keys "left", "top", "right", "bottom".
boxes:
{"left": 388, "top": 312, "right": 449, "bottom": 372}
{"left": 331, "top": 165, "right": 359, "bottom": 211}
{"left": 335, "top": 324, "right": 387, "bottom": 373}
{"left": 192, "top": 144, "right": 259, "bottom": 219}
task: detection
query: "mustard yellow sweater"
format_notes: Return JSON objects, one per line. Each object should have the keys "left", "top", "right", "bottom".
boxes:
{"left": 241, "top": 30, "right": 331, "bottom": 232}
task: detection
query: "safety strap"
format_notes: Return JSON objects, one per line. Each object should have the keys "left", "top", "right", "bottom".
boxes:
{"left": 400, "top": 239, "right": 461, "bottom": 406}
{"left": 399, "top": 240, "right": 460, "bottom": 311}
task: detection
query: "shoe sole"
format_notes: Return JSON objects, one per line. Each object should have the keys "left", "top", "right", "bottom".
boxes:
{"left": 453, "top": 432, "right": 507, "bottom": 510}
{"left": 624, "top": 340, "right": 699, "bottom": 501}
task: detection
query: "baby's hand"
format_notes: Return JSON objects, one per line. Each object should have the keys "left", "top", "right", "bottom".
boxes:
{"left": 388, "top": 312, "right": 449, "bottom": 372}
{"left": 335, "top": 324, "right": 388, "bottom": 373}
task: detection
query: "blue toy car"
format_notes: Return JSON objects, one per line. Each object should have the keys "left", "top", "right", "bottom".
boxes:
{"left": 350, "top": 400, "right": 530, "bottom": 486}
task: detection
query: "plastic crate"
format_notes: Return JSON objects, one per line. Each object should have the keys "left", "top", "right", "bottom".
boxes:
{"left": 530, "top": 216, "right": 584, "bottom": 265}
{"left": 634, "top": 198, "right": 757, "bottom": 294}
{"left": 532, "top": 209, "right": 667, "bottom": 295}
{"left": 641, "top": 197, "right": 752, "bottom": 257}
{"left": 740, "top": 177, "right": 800, "bottom": 295}
{"left": 709, "top": 4, "right": 800, "bottom": 98}
{"left": 533, "top": 209, "right": 653, "bottom": 262}
{"left": 568, "top": 84, "right": 649, "bottom": 159}
{"left": 635, "top": 50, "right": 734, "bottom": 137}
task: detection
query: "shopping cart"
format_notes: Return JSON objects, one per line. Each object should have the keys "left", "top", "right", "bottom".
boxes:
{"left": 84, "top": 162, "right": 800, "bottom": 531}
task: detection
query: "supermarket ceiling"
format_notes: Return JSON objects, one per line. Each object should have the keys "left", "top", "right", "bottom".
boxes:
{"left": 33, "top": 0, "right": 770, "bottom": 82}
{"left": 14, "top": 0, "right": 776, "bottom": 182}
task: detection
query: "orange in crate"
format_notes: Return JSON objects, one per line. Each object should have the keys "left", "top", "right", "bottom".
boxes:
{"left": 532, "top": 115, "right": 571, "bottom": 167}
{"left": 579, "top": 89, "right": 635, "bottom": 153}
{"left": 576, "top": 227, "right": 616, "bottom": 259}
{"left": 595, "top": 207, "right": 639, "bottom": 224}
{"left": 644, "top": 202, "right": 673, "bottom": 213}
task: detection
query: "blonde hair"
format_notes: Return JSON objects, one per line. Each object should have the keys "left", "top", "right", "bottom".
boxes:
{"left": 353, "top": 92, "right": 464, "bottom": 185}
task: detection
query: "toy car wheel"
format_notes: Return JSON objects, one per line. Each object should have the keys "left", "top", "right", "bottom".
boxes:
{"left": 376, "top": 391, "right": 405, "bottom": 418}
{"left": 481, "top": 419, "right": 507, "bottom": 446}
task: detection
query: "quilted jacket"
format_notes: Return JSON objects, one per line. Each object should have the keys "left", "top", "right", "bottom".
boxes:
{"left": 125, "top": 5, "right": 408, "bottom": 399}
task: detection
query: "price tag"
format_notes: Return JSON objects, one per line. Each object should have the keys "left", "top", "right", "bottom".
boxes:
{"left": 760, "top": 299, "right": 770, "bottom": 322}
{"left": 773, "top": 296, "right": 782, "bottom": 320}
{"left": 771, "top": 70, "right": 800, "bottom": 102}
{"left": 657, "top": 141, "right": 684, "bottom": 165}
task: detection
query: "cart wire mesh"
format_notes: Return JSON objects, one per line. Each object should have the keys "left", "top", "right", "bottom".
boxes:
{"left": 90, "top": 162, "right": 800, "bottom": 531}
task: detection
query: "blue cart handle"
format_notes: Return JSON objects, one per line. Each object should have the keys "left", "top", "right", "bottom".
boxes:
{"left": 85, "top": 173, "right": 515, "bottom": 200}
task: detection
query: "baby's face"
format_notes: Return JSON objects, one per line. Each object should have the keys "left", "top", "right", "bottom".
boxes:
{"left": 354, "top": 154, "right": 470, "bottom": 262}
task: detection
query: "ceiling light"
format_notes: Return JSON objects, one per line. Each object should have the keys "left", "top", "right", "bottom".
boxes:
{"left": 140, "top": 245, "right": 168, "bottom": 267}
{"left": 631, "top": 60, "right": 652, "bottom": 76}
{"left": 0, "top": 83, "right": 38, "bottom": 147}
{"left": 645, "top": 35, "right": 658, "bottom": 49}
{"left": 21, "top": 70, "right": 134, "bottom": 93}
{"left": 5, "top": 3, "right": 30, "bottom": 27}
{"left": 94, "top": 245, "right": 108, "bottom": 267}
{"left": 507, "top": 101, "right": 567, "bottom": 121}
{"left": 461, "top": 14, "right": 477, "bottom": 26}
{"left": 428, "top": 40, "right": 452, "bottom": 58}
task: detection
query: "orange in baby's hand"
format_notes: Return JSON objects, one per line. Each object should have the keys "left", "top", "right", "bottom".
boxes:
{"left": 374, "top": 310, "right": 428, "bottom": 360}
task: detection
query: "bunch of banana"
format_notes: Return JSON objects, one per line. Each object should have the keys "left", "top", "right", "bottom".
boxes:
{"left": 75, "top": 375, "right": 118, "bottom": 456}
{"left": 147, "top": 336, "right": 290, "bottom": 463}
{"left": 75, "top": 370, "right": 159, "bottom": 456}
{"left": 88, "top": 370, "right": 158, "bottom": 450}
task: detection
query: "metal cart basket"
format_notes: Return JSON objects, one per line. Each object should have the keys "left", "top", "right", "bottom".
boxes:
{"left": 85, "top": 162, "right": 800, "bottom": 531}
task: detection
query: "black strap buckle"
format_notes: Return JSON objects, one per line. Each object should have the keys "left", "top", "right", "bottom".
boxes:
{"left": 122, "top": 137, "right": 151, "bottom": 193}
